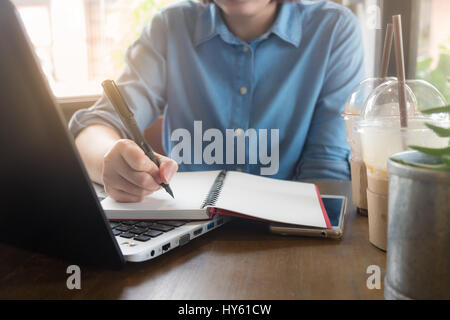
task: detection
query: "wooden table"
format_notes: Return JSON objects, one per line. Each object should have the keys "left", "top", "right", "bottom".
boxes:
{"left": 0, "top": 181, "right": 386, "bottom": 299}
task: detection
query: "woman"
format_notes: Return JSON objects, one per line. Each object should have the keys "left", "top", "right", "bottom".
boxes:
{"left": 70, "top": 0, "right": 364, "bottom": 202}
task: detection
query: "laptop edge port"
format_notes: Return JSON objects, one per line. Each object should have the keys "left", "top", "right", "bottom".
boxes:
{"left": 179, "top": 234, "right": 190, "bottom": 246}
{"left": 207, "top": 222, "right": 215, "bottom": 230}
{"left": 162, "top": 243, "right": 171, "bottom": 251}
{"left": 193, "top": 228, "right": 202, "bottom": 236}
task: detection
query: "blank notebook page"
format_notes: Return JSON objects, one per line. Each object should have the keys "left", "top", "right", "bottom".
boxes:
{"left": 101, "top": 170, "right": 220, "bottom": 213}
{"left": 214, "top": 171, "right": 328, "bottom": 228}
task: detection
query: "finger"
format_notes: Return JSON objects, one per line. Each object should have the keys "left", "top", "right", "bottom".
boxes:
{"left": 106, "top": 173, "right": 156, "bottom": 198}
{"left": 119, "top": 140, "right": 163, "bottom": 184}
{"left": 105, "top": 186, "right": 144, "bottom": 203}
{"left": 119, "top": 140, "right": 156, "bottom": 172}
{"left": 115, "top": 155, "right": 162, "bottom": 192}
{"left": 155, "top": 153, "right": 178, "bottom": 184}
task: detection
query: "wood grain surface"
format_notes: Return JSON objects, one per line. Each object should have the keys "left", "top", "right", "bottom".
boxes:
{"left": 0, "top": 181, "right": 386, "bottom": 299}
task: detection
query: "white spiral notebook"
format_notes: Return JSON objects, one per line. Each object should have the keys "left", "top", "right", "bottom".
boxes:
{"left": 101, "top": 170, "right": 331, "bottom": 229}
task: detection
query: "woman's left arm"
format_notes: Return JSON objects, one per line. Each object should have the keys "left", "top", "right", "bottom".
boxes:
{"left": 295, "top": 11, "right": 365, "bottom": 180}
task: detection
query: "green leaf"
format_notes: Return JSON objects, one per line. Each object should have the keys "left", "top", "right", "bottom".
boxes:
{"left": 390, "top": 157, "right": 450, "bottom": 171}
{"left": 409, "top": 145, "right": 450, "bottom": 156}
{"left": 417, "top": 57, "right": 433, "bottom": 73}
{"left": 425, "top": 123, "right": 450, "bottom": 137}
{"left": 438, "top": 44, "right": 448, "bottom": 52}
{"left": 421, "top": 105, "right": 450, "bottom": 114}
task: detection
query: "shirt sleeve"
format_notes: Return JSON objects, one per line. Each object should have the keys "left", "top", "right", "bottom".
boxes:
{"left": 68, "top": 12, "right": 168, "bottom": 139}
{"left": 295, "top": 10, "right": 365, "bottom": 181}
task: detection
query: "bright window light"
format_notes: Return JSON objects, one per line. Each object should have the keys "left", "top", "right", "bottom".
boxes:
{"left": 12, "top": 0, "right": 180, "bottom": 98}
{"left": 417, "top": 0, "right": 450, "bottom": 102}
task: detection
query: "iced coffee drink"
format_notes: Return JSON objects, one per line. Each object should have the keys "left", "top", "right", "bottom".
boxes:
{"left": 359, "top": 80, "right": 449, "bottom": 251}
{"left": 343, "top": 78, "right": 396, "bottom": 216}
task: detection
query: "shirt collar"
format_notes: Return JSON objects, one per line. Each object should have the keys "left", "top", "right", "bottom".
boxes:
{"left": 270, "top": 2, "right": 302, "bottom": 47}
{"left": 194, "top": 3, "right": 302, "bottom": 48}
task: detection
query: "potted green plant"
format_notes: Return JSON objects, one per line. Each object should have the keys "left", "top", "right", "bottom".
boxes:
{"left": 384, "top": 105, "right": 450, "bottom": 300}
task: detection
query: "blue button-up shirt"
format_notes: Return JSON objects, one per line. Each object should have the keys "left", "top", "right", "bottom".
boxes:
{"left": 69, "top": 0, "right": 364, "bottom": 180}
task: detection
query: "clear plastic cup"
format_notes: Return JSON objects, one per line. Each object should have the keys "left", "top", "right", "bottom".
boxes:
{"left": 359, "top": 79, "right": 449, "bottom": 251}
{"left": 361, "top": 80, "right": 449, "bottom": 181}
{"left": 342, "top": 77, "right": 396, "bottom": 215}
{"left": 343, "top": 77, "right": 397, "bottom": 161}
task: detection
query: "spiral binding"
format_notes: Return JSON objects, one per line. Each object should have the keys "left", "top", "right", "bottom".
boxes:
{"left": 201, "top": 170, "right": 227, "bottom": 208}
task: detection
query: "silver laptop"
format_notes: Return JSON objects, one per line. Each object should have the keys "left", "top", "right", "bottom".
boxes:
{"left": 111, "top": 216, "right": 228, "bottom": 262}
{"left": 94, "top": 181, "right": 229, "bottom": 262}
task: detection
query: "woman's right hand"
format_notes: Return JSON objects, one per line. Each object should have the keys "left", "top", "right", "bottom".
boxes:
{"left": 102, "top": 139, "right": 178, "bottom": 202}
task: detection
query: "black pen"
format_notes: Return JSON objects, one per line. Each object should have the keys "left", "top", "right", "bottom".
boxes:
{"left": 101, "top": 80, "right": 174, "bottom": 198}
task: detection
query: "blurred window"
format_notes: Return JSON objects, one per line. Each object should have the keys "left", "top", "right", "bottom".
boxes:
{"left": 416, "top": 0, "right": 450, "bottom": 102}
{"left": 12, "top": 0, "right": 179, "bottom": 98}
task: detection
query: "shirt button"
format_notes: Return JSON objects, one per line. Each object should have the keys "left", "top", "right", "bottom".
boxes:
{"left": 240, "top": 86, "right": 247, "bottom": 95}
{"left": 235, "top": 128, "right": 244, "bottom": 136}
{"left": 243, "top": 45, "right": 249, "bottom": 52}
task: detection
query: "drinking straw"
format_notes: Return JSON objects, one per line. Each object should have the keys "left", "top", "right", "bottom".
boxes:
{"left": 380, "top": 23, "right": 393, "bottom": 78}
{"left": 392, "top": 15, "right": 408, "bottom": 128}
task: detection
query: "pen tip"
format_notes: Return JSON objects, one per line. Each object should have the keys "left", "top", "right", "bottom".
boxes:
{"left": 165, "top": 185, "right": 174, "bottom": 199}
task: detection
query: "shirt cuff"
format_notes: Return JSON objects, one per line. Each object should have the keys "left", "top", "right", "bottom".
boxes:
{"left": 68, "top": 108, "right": 131, "bottom": 139}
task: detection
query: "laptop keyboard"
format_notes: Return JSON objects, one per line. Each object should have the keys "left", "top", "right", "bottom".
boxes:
{"left": 109, "top": 220, "right": 188, "bottom": 242}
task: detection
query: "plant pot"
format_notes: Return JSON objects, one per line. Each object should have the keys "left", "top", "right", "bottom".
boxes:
{"left": 385, "top": 150, "right": 450, "bottom": 300}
